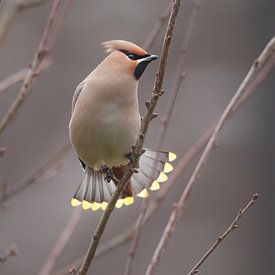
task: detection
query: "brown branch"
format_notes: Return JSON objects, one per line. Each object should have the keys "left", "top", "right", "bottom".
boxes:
{"left": 0, "top": 0, "right": 70, "bottom": 137}
{"left": 38, "top": 208, "right": 83, "bottom": 275}
{"left": 0, "top": 142, "right": 71, "bottom": 204}
{"left": 124, "top": 1, "right": 201, "bottom": 275}
{"left": 0, "top": 58, "right": 51, "bottom": 95}
{"left": 54, "top": 226, "right": 136, "bottom": 275}
{"left": 153, "top": 0, "right": 182, "bottom": 98}
{"left": 144, "top": 36, "right": 275, "bottom": 275}
{"left": 0, "top": 147, "right": 6, "bottom": 157}
{"left": 188, "top": 193, "right": 260, "bottom": 275}
{"left": 142, "top": 3, "right": 171, "bottom": 50}
{"left": 0, "top": 244, "right": 18, "bottom": 267}
{"left": 123, "top": 200, "right": 148, "bottom": 275}
{"left": 76, "top": 1, "right": 182, "bottom": 274}
{"left": 157, "top": 0, "right": 200, "bottom": 149}
{"left": 0, "top": 0, "right": 50, "bottom": 45}
{"left": 0, "top": 68, "right": 27, "bottom": 95}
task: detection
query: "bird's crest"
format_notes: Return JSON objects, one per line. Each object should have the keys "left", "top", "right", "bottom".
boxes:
{"left": 102, "top": 40, "right": 148, "bottom": 56}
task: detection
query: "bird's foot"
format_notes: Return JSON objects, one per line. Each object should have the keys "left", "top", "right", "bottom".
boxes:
{"left": 101, "top": 165, "right": 113, "bottom": 182}
{"left": 127, "top": 146, "right": 145, "bottom": 164}
{"left": 127, "top": 148, "right": 137, "bottom": 164}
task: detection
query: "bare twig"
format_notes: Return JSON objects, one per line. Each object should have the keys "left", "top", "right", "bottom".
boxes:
{"left": 0, "top": 68, "right": 27, "bottom": 95}
{"left": 124, "top": 1, "right": 201, "bottom": 275}
{"left": 0, "top": 0, "right": 70, "bottom": 136}
{"left": 0, "top": 147, "right": 6, "bottom": 156}
{"left": 157, "top": 0, "right": 200, "bottom": 149}
{"left": 76, "top": 1, "right": 183, "bottom": 274}
{"left": 153, "top": 0, "right": 181, "bottom": 98}
{"left": 0, "top": 142, "right": 71, "bottom": 204}
{"left": 0, "top": 244, "right": 18, "bottom": 267}
{"left": 38, "top": 208, "right": 83, "bottom": 275}
{"left": 145, "top": 36, "right": 275, "bottom": 275}
{"left": 188, "top": 193, "right": 260, "bottom": 275}
{"left": 123, "top": 200, "right": 148, "bottom": 275}
{"left": 54, "top": 227, "right": 135, "bottom": 275}
{"left": 142, "top": 3, "right": 171, "bottom": 50}
{"left": 0, "top": 0, "right": 50, "bottom": 45}
{"left": 0, "top": 58, "right": 51, "bottom": 95}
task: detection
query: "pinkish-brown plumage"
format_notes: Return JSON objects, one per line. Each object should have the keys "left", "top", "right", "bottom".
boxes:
{"left": 102, "top": 40, "right": 148, "bottom": 56}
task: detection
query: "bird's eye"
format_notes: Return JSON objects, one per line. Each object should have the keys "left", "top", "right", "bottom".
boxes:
{"left": 128, "top": 54, "right": 136, "bottom": 60}
{"left": 119, "top": 50, "right": 141, "bottom": 60}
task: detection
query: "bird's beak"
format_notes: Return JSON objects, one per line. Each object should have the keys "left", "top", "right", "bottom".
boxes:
{"left": 139, "top": 54, "right": 158, "bottom": 63}
{"left": 134, "top": 54, "right": 158, "bottom": 80}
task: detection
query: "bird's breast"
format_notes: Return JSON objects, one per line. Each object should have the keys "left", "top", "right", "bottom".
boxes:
{"left": 69, "top": 84, "right": 140, "bottom": 169}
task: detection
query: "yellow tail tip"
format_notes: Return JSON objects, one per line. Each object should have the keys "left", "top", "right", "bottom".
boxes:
{"left": 115, "top": 199, "right": 124, "bottom": 208}
{"left": 71, "top": 198, "right": 81, "bottom": 207}
{"left": 101, "top": 202, "right": 108, "bottom": 210}
{"left": 163, "top": 162, "right": 173, "bottom": 173}
{"left": 82, "top": 200, "right": 92, "bottom": 209}
{"left": 150, "top": 181, "right": 160, "bottom": 191}
{"left": 137, "top": 188, "right": 149, "bottom": 198}
{"left": 169, "top": 152, "right": 177, "bottom": 162}
{"left": 123, "top": 196, "right": 134, "bottom": 206}
{"left": 91, "top": 202, "right": 101, "bottom": 211}
{"left": 157, "top": 172, "right": 168, "bottom": 183}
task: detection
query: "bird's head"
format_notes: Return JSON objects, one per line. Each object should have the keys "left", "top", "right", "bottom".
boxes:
{"left": 101, "top": 40, "right": 158, "bottom": 80}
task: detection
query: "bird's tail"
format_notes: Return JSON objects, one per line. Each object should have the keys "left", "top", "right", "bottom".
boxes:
{"left": 71, "top": 149, "right": 177, "bottom": 211}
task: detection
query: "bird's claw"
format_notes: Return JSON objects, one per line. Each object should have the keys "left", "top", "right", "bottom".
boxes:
{"left": 127, "top": 146, "right": 145, "bottom": 164}
{"left": 127, "top": 150, "right": 137, "bottom": 164}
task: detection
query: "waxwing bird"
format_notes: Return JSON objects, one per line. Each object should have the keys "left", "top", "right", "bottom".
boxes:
{"left": 69, "top": 40, "right": 176, "bottom": 211}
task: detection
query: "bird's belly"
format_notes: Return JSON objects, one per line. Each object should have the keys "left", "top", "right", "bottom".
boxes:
{"left": 70, "top": 104, "right": 140, "bottom": 170}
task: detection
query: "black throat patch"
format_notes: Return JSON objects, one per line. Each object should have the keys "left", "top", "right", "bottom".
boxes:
{"left": 119, "top": 49, "right": 152, "bottom": 80}
{"left": 134, "top": 61, "right": 151, "bottom": 80}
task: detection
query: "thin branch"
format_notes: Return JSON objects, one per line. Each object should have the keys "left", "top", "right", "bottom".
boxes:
{"left": 145, "top": 36, "right": 275, "bottom": 275}
{"left": 153, "top": 0, "right": 181, "bottom": 98}
{"left": 0, "top": 0, "right": 50, "bottom": 45}
{"left": 0, "top": 142, "right": 71, "bottom": 204}
{"left": 157, "top": 0, "right": 200, "bottom": 148}
{"left": 0, "top": 0, "right": 70, "bottom": 136}
{"left": 0, "top": 147, "right": 6, "bottom": 157}
{"left": 142, "top": 3, "right": 171, "bottom": 50}
{"left": 123, "top": 200, "right": 148, "bottom": 275}
{"left": 54, "top": 35, "right": 275, "bottom": 274}
{"left": 0, "top": 244, "right": 18, "bottom": 267}
{"left": 0, "top": 68, "right": 27, "bottom": 95}
{"left": 188, "top": 193, "right": 260, "bottom": 275}
{"left": 38, "top": 208, "right": 83, "bottom": 275}
{"left": 0, "top": 59, "right": 51, "bottom": 95}
{"left": 77, "top": 1, "right": 183, "bottom": 274}
{"left": 54, "top": 227, "right": 135, "bottom": 275}
{"left": 124, "top": 1, "right": 201, "bottom": 275}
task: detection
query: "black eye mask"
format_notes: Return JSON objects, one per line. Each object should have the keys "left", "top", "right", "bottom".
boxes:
{"left": 119, "top": 49, "right": 157, "bottom": 80}
{"left": 119, "top": 49, "right": 150, "bottom": 60}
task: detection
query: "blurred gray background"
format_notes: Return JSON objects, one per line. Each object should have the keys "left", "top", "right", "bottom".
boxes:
{"left": 0, "top": 0, "right": 274, "bottom": 274}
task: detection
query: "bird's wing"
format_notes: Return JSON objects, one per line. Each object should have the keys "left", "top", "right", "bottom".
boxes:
{"left": 72, "top": 79, "right": 86, "bottom": 113}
